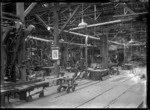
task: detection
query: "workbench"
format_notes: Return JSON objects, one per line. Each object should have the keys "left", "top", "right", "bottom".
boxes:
{"left": 0, "top": 80, "right": 49, "bottom": 107}
{"left": 87, "top": 68, "right": 109, "bottom": 80}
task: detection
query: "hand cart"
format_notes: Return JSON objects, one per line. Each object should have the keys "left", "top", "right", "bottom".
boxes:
{"left": 57, "top": 72, "right": 81, "bottom": 93}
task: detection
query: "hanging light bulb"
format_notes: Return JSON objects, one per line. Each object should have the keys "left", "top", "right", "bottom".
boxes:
{"left": 78, "top": 3, "right": 87, "bottom": 27}
{"left": 47, "top": 14, "right": 51, "bottom": 31}
{"left": 47, "top": 26, "right": 51, "bottom": 31}
{"left": 128, "top": 21, "right": 134, "bottom": 44}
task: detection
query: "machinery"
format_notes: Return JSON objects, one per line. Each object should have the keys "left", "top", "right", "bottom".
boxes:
{"left": 2, "top": 18, "right": 36, "bottom": 82}
{"left": 1, "top": 12, "right": 50, "bottom": 107}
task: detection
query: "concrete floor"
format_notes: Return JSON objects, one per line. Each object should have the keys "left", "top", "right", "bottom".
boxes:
{"left": 6, "top": 67, "right": 146, "bottom": 108}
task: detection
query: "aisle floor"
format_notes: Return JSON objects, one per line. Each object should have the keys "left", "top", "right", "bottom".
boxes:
{"left": 8, "top": 67, "right": 146, "bottom": 108}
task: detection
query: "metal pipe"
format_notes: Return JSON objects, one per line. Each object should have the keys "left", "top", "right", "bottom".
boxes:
{"left": 69, "top": 18, "right": 133, "bottom": 31}
{"left": 63, "top": 30, "right": 100, "bottom": 40}
{"left": 29, "top": 32, "right": 123, "bottom": 47}
{"left": 47, "top": 24, "right": 100, "bottom": 40}
{"left": 113, "top": 12, "right": 147, "bottom": 18}
{"left": 28, "top": 36, "right": 93, "bottom": 47}
{"left": 28, "top": 36, "right": 53, "bottom": 42}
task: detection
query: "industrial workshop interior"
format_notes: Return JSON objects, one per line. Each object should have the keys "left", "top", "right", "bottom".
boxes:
{"left": 0, "top": 1, "right": 148, "bottom": 108}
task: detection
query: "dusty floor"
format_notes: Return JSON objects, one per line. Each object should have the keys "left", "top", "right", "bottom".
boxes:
{"left": 4, "top": 67, "right": 147, "bottom": 108}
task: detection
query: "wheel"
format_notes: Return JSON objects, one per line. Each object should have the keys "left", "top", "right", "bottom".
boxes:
{"left": 66, "top": 87, "right": 70, "bottom": 93}
{"left": 57, "top": 86, "right": 62, "bottom": 92}
{"left": 39, "top": 91, "right": 44, "bottom": 97}
{"left": 26, "top": 95, "right": 32, "bottom": 102}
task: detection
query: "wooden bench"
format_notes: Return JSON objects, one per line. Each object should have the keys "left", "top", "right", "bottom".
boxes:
{"left": 0, "top": 80, "right": 50, "bottom": 106}
{"left": 0, "top": 88, "right": 18, "bottom": 107}
{"left": 15, "top": 81, "right": 49, "bottom": 102}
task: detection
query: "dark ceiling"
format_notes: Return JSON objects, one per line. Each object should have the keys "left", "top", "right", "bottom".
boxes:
{"left": 1, "top": 1, "right": 148, "bottom": 47}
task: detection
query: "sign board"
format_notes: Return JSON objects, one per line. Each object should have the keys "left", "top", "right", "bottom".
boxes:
{"left": 51, "top": 46, "right": 60, "bottom": 60}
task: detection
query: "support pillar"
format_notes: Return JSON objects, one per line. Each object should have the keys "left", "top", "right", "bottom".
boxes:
{"left": 101, "top": 32, "right": 108, "bottom": 69}
{"left": 16, "top": 3, "right": 25, "bottom": 23}
{"left": 124, "top": 44, "right": 126, "bottom": 64}
{"left": 1, "top": 3, "right": 4, "bottom": 86}
{"left": 53, "top": 3, "right": 60, "bottom": 77}
{"left": 85, "top": 36, "right": 88, "bottom": 74}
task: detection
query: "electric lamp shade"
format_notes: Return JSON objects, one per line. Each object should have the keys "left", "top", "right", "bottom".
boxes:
{"left": 78, "top": 18, "right": 87, "bottom": 27}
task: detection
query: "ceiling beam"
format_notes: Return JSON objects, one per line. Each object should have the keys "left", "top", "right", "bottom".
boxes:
{"left": 24, "top": 3, "right": 37, "bottom": 17}
{"left": 59, "top": 5, "right": 80, "bottom": 34}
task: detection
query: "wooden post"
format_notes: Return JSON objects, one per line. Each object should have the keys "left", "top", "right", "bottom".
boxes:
{"left": 16, "top": 3, "right": 25, "bottom": 23}
{"left": 53, "top": 3, "right": 60, "bottom": 77}
{"left": 101, "top": 36, "right": 105, "bottom": 69}
{"left": 1, "top": 3, "right": 4, "bottom": 85}
{"left": 101, "top": 32, "right": 108, "bottom": 69}
{"left": 85, "top": 36, "right": 88, "bottom": 74}
{"left": 124, "top": 44, "right": 126, "bottom": 64}
{"left": 105, "top": 32, "right": 108, "bottom": 68}
{"left": 66, "top": 44, "right": 68, "bottom": 68}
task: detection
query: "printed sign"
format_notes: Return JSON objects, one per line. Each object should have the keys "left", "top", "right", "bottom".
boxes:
{"left": 52, "top": 49, "right": 59, "bottom": 60}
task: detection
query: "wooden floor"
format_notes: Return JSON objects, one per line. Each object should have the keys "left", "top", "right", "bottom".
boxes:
{"left": 6, "top": 67, "right": 146, "bottom": 108}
